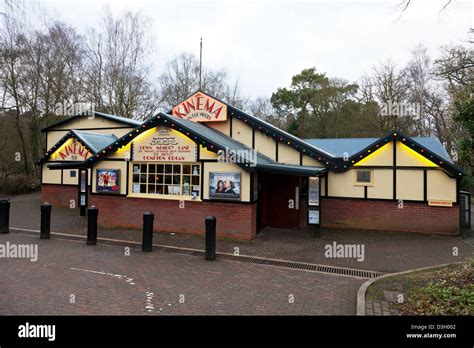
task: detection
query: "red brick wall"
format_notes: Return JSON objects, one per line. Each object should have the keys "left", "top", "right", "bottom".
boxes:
{"left": 42, "top": 184, "right": 257, "bottom": 240}
{"left": 320, "top": 197, "right": 460, "bottom": 235}
{"left": 41, "top": 184, "right": 77, "bottom": 207}
{"left": 88, "top": 194, "right": 257, "bottom": 240}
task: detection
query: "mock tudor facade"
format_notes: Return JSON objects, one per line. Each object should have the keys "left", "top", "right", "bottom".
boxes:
{"left": 38, "top": 91, "right": 465, "bottom": 240}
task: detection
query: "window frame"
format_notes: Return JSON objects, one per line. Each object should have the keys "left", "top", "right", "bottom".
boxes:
{"left": 354, "top": 169, "right": 373, "bottom": 186}
{"left": 129, "top": 162, "right": 201, "bottom": 201}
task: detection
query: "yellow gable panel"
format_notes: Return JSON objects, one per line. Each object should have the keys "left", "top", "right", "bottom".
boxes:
{"left": 396, "top": 142, "right": 438, "bottom": 167}
{"left": 354, "top": 142, "right": 393, "bottom": 166}
{"left": 50, "top": 138, "right": 93, "bottom": 161}
{"left": 132, "top": 126, "right": 197, "bottom": 162}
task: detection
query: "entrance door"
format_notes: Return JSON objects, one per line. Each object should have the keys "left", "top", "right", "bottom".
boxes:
{"left": 265, "top": 174, "right": 300, "bottom": 229}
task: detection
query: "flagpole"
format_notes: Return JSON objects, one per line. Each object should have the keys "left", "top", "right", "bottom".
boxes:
{"left": 199, "top": 37, "right": 202, "bottom": 90}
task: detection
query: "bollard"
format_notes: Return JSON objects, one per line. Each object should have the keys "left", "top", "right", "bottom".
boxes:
{"left": 87, "top": 206, "right": 98, "bottom": 245}
{"left": 142, "top": 212, "right": 154, "bottom": 252}
{"left": 40, "top": 202, "right": 52, "bottom": 239}
{"left": 205, "top": 216, "right": 216, "bottom": 260}
{"left": 0, "top": 198, "right": 10, "bottom": 234}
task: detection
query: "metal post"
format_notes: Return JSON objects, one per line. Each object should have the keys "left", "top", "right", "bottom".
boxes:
{"left": 87, "top": 206, "right": 98, "bottom": 245}
{"left": 0, "top": 198, "right": 10, "bottom": 234}
{"left": 142, "top": 212, "right": 154, "bottom": 252}
{"left": 40, "top": 202, "right": 52, "bottom": 239}
{"left": 80, "top": 206, "right": 86, "bottom": 217}
{"left": 205, "top": 216, "right": 216, "bottom": 260}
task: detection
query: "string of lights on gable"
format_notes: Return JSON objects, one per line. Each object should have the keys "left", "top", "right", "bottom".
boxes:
{"left": 348, "top": 132, "right": 464, "bottom": 177}
{"left": 227, "top": 107, "right": 343, "bottom": 171}
{"left": 37, "top": 130, "right": 96, "bottom": 165}
{"left": 80, "top": 113, "right": 257, "bottom": 170}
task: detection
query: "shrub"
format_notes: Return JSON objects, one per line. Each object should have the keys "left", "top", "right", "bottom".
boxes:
{"left": 0, "top": 175, "right": 41, "bottom": 195}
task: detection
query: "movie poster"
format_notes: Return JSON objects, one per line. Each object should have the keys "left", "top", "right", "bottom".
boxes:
{"left": 209, "top": 172, "right": 241, "bottom": 200}
{"left": 96, "top": 169, "right": 120, "bottom": 193}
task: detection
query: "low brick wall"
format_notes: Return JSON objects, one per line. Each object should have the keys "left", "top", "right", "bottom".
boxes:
{"left": 320, "top": 197, "right": 460, "bottom": 235}
{"left": 89, "top": 194, "right": 257, "bottom": 240}
{"left": 41, "top": 184, "right": 257, "bottom": 240}
{"left": 41, "top": 184, "right": 77, "bottom": 207}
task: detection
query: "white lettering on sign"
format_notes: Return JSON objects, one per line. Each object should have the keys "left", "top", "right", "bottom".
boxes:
{"left": 172, "top": 92, "right": 227, "bottom": 122}
{"left": 133, "top": 127, "right": 197, "bottom": 162}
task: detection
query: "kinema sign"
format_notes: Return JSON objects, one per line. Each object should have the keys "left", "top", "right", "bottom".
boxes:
{"left": 172, "top": 92, "right": 227, "bottom": 122}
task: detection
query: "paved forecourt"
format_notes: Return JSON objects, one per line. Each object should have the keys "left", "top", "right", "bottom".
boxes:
{"left": 0, "top": 232, "right": 363, "bottom": 315}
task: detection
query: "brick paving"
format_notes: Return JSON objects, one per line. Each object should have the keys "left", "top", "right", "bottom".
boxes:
{"left": 0, "top": 232, "right": 362, "bottom": 315}
{"left": 6, "top": 193, "right": 473, "bottom": 273}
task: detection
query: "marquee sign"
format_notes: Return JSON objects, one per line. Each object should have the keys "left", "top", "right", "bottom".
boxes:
{"left": 133, "top": 126, "right": 197, "bottom": 162}
{"left": 172, "top": 92, "right": 227, "bottom": 122}
{"left": 55, "top": 139, "right": 92, "bottom": 161}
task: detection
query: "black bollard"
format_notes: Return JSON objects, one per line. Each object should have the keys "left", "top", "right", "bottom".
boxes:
{"left": 87, "top": 206, "right": 98, "bottom": 245}
{"left": 0, "top": 198, "right": 10, "bottom": 234}
{"left": 142, "top": 212, "right": 154, "bottom": 252}
{"left": 205, "top": 216, "right": 216, "bottom": 260}
{"left": 40, "top": 202, "right": 52, "bottom": 239}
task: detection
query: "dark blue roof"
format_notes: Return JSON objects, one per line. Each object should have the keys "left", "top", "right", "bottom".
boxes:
{"left": 304, "top": 136, "right": 453, "bottom": 164}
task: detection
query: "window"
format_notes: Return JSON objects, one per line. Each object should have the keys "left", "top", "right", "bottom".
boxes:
{"left": 70, "top": 170, "right": 77, "bottom": 178}
{"left": 132, "top": 163, "right": 201, "bottom": 199}
{"left": 355, "top": 169, "right": 373, "bottom": 186}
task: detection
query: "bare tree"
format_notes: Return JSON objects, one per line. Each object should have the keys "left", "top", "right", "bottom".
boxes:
{"left": 84, "top": 10, "right": 159, "bottom": 120}
{"left": 158, "top": 52, "right": 247, "bottom": 110}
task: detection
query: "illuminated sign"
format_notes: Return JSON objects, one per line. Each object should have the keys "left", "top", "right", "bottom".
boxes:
{"left": 172, "top": 92, "right": 227, "bottom": 122}
{"left": 133, "top": 126, "right": 197, "bottom": 162}
{"left": 55, "top": 139, "right": 92, "bottom": 161}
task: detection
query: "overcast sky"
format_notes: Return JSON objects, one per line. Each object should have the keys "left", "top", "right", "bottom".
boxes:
{"left": 42, "top": 0, "right": 472, "bottom": 99}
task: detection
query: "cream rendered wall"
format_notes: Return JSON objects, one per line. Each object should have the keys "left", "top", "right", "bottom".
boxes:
{"left": 302, "top": 155, "right": 324, "bottom": 167}
{"left": 206, "top": 119, "right": 231, "bottom": 136}
{"left": 327, "top": 170, "right": 364, "bottom": 198}
{"left": 396, "top": 170, "right": 424, "bottom": 201}
{"left": 367, "top": 169, "right": 393, "bottom": 199}
{"left": 92, "top": 160, "right": 128, "bottom": 195}
{"left": 49, "top": 116, "right": 134, "bottom": 131}
{"left": 278, "top": 144, "right": 301, "bottom": 165}
{"left": 203, "top": 162, "right": 250, "bottom": 202}
{"left": 62, "top": 169, "right": 78, "bottom": 185}
{"left": 232, "top": 118, "right": 253, "bottom": 148}
{"left": 320, "top": 176, "right": 326, "bottom": 196}
{"left": 427, "top": 170, "right": 457, "bottom": 202}
{"left": 42, "top": 164, "right": 61, "bottom": 184}
{"left": 354, "top": 142, "right": 393, "bottom": 166}
{"left": 254, "top": 131, "right": 276, "bottom": 160}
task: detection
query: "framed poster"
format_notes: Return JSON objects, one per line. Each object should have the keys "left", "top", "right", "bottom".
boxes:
{"left": 308, "top": 177, "right": 320, "bottom": 206}
{"left": 209, "top": 172, "right": 241, "bottom": 200}
{"left": 308, "top": 209, "right": 320, "bottom": 225}
{"left": 96, "top": 169, "right": 120, "bottom": 193}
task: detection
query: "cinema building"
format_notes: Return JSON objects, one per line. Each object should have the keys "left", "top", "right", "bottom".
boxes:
{"left": 38, "top": 91, "right": 466, "bottom": 240}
